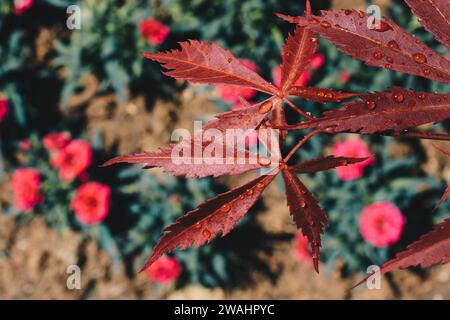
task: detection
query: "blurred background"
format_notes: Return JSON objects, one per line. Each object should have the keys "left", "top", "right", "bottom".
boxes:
{"left": 0, "top": 0, "right": 449, "bottom": 299}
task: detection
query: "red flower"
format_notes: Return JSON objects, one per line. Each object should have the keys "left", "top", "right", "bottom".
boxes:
{"left": 332, "top": 137, "right": 374, "bottom": 181}
{"left": 11, "top": 168, "right": 43, "bottom": 212}
{"left": 43, "top": 132, "right": 70, "bottom": 151}
{"left": 19, "top": 139, "right": 31, "bottom": 151}
{"left": 310, "top": 53, "right": 325, "bottom": 70}
{"left": 272, "top": 66, "right": 310, "bottom": 88}
{"left": 339, "top": 70, "right": 351, "bottom": 84}
{"left": 51, "top": 140, "right": 92, "bottom": 181}
{"left": 146, "top": 256, "right": 182, "bottom": 284}
{"left": 0, "top": 96, "right": 9, "bottom": 122}
{"left": 72, "top": 182, "right": 111, "bottom": 225}
{"left": 139, "top": 18, "right": 170, "bottom": 45}
{"left": 217, "top": 59, "right": 258, "bottom": 104}
{"left": 359, "top": 202, "right": 406, "bottom": 247}
{"left": 13, "top": 0, "right": 34, "bottom": 15}
{"left": 295, "top": 232, "right": 313, "bottom": 267}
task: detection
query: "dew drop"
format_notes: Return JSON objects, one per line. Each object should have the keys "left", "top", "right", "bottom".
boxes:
{"left": 366, "top": 100, "right": 376, "bottom": 110}
{"left": 202, "top": 229, "right": 211, "bottom": 239}
{"left": 385, "top": 63, "right": 392, "bottom": 69}
{"left": 324, "top": 92, "right": 334, "bottom": 99}
{"left": 418, "top": 93, "right": 425, "bottom": 100}
{"left": 246, "top": 189, "right": 254, "bottom": 196}
{"left": 386, "top": 56, "right": 394, "bottom": 63}
{"left": 256, "top": 182, "right": 266, "bottom": 189}
{"left": 258, "top": 100, "right": 273, "bottom": 114}
{"left": 387, "top": 40, "right": 400, "bottom": 51}
{"left": 299, "top": 199, "right": 307, "bottom": 208}
{"left": 413, "top": 53, "right": 427, "bottom": 64}
{"left": 317, "top": 90, "right": 325, "bottom": 97}
{"left": 320, "top": 21, "right": 331, "bottom": 28}
{"left": 258, "top": 157, "right": 271, "bottom": 167}
{"left": 195, "top": 222, "right": 202, "bottom": 229}
{"left": 239, "top": 194, "right": 245, "bottom": 200}
{"left": 392, "top": 91, "right": 405, "bottom": 103}
{"left": 373, "top": 51, "right": 383, "bottom": 60}
{"left": 375, "top": 21, "right": 393, "bottom": 32}
{"left": 423, "top": 68, "right": 431, "bottom": 75}
{"left": 221, "top": 204, "right": 231, "bottom": 213}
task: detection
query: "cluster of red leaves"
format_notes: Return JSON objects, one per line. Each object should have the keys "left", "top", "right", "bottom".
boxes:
{"left": 105, "top": 0, "right": 450, "bottom": 285}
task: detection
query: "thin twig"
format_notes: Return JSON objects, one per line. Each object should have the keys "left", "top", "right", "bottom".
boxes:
{"left": 283, "top": 98, "right": 315, "bottom": 121}
{"left": 283, "top": 129, "right": 322, "bottom": 163}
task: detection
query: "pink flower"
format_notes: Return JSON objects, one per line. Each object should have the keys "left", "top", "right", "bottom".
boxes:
{"left": 359, "top": 202, "right": 406, "bottom": 247}
{"left": 146, "top": 256, "right": 182, "bottom": 284}
{"left": 217, "top": 59, "right": 258, "bottom": 104}
{"left": 43, "top": 132, "right": 70, "bottom": 151}
{"left": 19, "top": 139, "right": 31, "bottom": 151}
{"left": 310, "top": 53, "right": 325, "bottom": 70}
{"left": 11, "top": 168, "right": 43, "bottom": 212}
{"left": 13, "top": 0, "right": 33, "bottom": 15}
{"left": 339, "top": 70, "right": 351, "bottom": 84}
{"left": 139, "top": 19, "right": 169, "bottom": 45}
{"left": 295, "top": 232, "right": 313, "bottom": 267}
{"left": 0, "top": 96, "right": 9, "bottom": 122}
{"left": 50, "top": 140, "right": 92, "bottom": 181}
{"left": 72, "top": 182, "right": 111, "bottom": 225}
{"left": 272, "top": 66, "right": 310, "bottom": 88}
{"left": 332, "top": 137, "right": 374, "bottom": 181}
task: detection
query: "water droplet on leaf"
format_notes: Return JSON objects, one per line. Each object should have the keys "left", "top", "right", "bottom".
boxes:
{"left": 202, "top": 229, "right": 211, "bottom": 239}
{"left": 413, "top": 53, "right": 427, "bottom": 64}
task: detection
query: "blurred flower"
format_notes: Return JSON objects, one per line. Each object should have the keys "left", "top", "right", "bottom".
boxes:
{"left": 13, "top": 0, "right": 34, "bottom": 15}
{"left": 272, "top": 66, "right": 310, "bottom": 88}
{"left": 310, "top": 53, "right": 325, "bottom": 70}
{"left": 339, "top": 70, "right": 351, "bottom": 84}
{"left": 332, "top": 137, "right": 374, "bottom": 181}
{"left": 146, "top": 256, "right": 182, "bottom": 284}
{"left": 139, "top": 18, "right": 169, "bottom": 45}
{"left": 51, "top": 140, "right": 92, "bottom": 181}
{"left": 43, "top": 132, "right": 70, "bottom": 151}
{"left": 295, "top": 232, "right": 313, "bottom": 267}
{"left": 12, "top": 168, "right": 43, "bottom": 212}
{"left": 0, "top": 96, "right": 9, "bottom": 122}
{"left": 359, "top": 202, "right": 405, "bottom": 247}
{"left": 19, "top": 139, "right": 31, "bottom": 151}
{"left": 217, "top": 59, "right": 258, "bottom": 104}
{"left": 72, "top": 182, "right": 111, "bottom": 225}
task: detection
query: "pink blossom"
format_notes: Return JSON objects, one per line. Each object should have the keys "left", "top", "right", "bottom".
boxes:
{"left": 339, "top": 70, "right": 351, "bottom": 84}
{"left": 13, "top": 0, "right": 34, "bottom": 15}
{"left": 217, "top": 59, "right": 258, "bottom": 104}
{"left": 332, "top": 137, "right": 374, "bottom": 181}
{"left": 139, "top": 19, "right": 170, "bottom": 45}
{"left": 12, "top": 168, "right": 43, "bottom": 212}
{"left": 50, "top": 140, "right": 92, "bottom": 182}
{"left": 43, "top": 132, "right": 70, "bottom": 151}
{"left": 72, "top": 182, "right": 111, "bottom": 225}
{"left": 310, "top": 53, "right": 325, "bottom": 70}
{"left": 359, "top": 202, "right": 406, "bottom": 247}
{"left": 295, "top": 232, "right": 313, "bottom": 267}
{"left": 19, "top": 139, "right": 31, "bottom": 151}
{"left": 0, "top": 96, "right": 9, "bottom": 122}
{"left": 146, "top": 256, "right": 182, "bottom": 284}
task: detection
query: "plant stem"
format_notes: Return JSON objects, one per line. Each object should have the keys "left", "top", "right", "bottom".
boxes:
{"left": 283, "top": 129, "right": 322, "bottom": 163}
{"left": 283, "top": 98, "right": 315, "bottom": 121}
